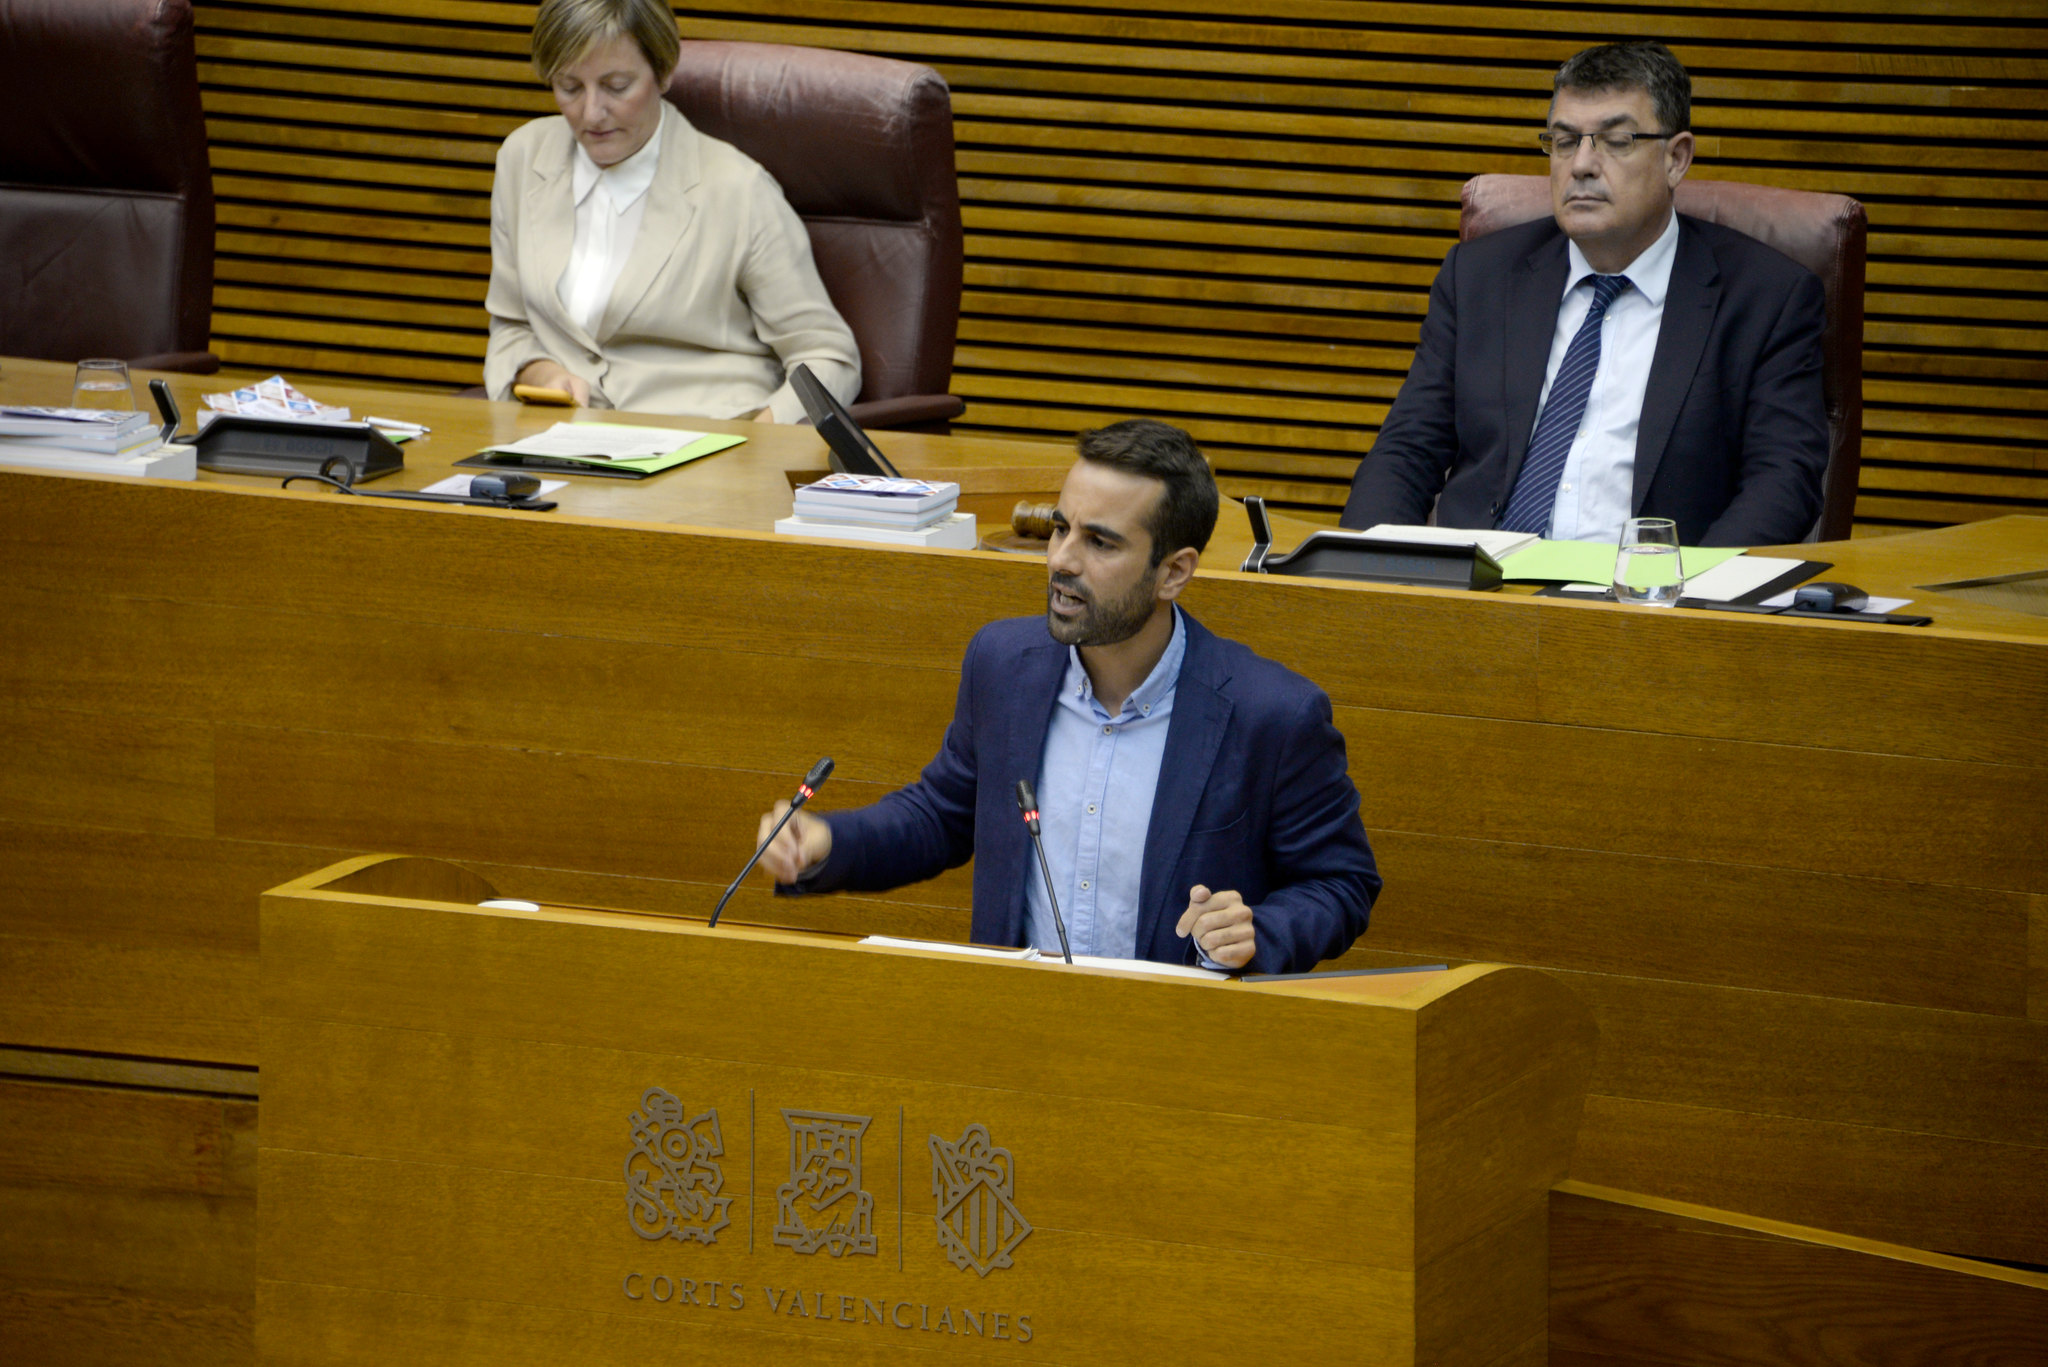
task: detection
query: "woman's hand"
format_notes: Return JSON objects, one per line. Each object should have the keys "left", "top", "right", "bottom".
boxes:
{"left": 515, "top": 358, "right": 590, "bottom": 407}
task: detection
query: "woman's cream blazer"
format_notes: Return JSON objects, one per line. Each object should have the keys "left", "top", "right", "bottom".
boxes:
{"left": 484, "top": 103, "right": 861, "bottom": 421}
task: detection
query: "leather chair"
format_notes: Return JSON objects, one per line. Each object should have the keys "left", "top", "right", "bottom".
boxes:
{"left": 0, "top": 0, "right": 218, "bottom": 373}
{"left": 665, "top": 41, "right": 964, "bottom": 429}
{"left": 1461, "top": 174, "right": 1866, "bottom": 541}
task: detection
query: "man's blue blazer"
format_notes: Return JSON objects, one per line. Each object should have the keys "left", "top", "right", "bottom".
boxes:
{"left": 803, "top": 612, "right": 1380, "bottom": 975}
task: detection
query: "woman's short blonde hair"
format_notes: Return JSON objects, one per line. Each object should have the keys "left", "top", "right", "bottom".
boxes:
{"left": 531, "top": 0, "right": 680, "bottom": 85}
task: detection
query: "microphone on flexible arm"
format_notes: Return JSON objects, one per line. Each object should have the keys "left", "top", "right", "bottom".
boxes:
{"left": 1014, "top": 780, "right": 1073, "bottom": 965}
{"left": 708, "top": 757, "right": 833, "bottom": 928}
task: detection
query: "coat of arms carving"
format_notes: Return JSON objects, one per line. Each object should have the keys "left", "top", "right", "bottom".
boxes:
{"left": 624, "top": 1088, "right": 732, "bottom": 1244}
{"left": 773, "top": 1109, "right": 877, "bottom": 1256}
{"left": 930, "top": 1123, "right": 1030, "bottom": 1276}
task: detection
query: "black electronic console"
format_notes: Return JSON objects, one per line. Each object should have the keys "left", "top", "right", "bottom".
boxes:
{"left": 195, "top": 414, "right": 404, "bottom": 482}
{"left": 1239, "top": 496, "right": 1503, "bottom": 590}
{"left": 790, "top": 362, "right": 898, "bottom": 478}
{"left": 151, "top": 378, "right": 402, "bottom": 483}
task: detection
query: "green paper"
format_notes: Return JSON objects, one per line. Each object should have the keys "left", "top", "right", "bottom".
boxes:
{"left": 1497, "top": 539, "right": 1746, "bottom": 584}
{"left": 480, "top": 424, "right": 746, "bottom": 474}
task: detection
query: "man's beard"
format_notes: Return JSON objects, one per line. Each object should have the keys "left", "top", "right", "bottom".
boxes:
{"left": 1046, "top": 571, "right": 1156, "bottom": 647}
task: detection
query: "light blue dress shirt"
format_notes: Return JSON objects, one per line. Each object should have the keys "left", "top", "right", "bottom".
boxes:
{"left": 1023, "top": 608, "right": 1187, "bottom": 961}
{"left": 1538, "top": 209, "right": 1680, "bottom": 543}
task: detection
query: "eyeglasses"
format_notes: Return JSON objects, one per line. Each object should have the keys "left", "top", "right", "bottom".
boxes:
{"left": 1538, "top": 129, "right": 1676, "bottom": 159}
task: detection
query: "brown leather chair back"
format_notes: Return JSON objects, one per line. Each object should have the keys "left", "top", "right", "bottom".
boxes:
{"left": 0, "top": 0, "right": 216, "bottom": 370}
{"left": 1460, "top": 174, "right": 1866, "bottom": 541}
{"left": 666, "top": 41, "right": 962, "bottom": 414}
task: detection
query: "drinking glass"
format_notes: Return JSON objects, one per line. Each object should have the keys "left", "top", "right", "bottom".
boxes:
{"left": 71, "top": 359, "right": 135, "bottom": 411}
{"left": 1612, "top": 517, "right": 1685, "bottom": 606}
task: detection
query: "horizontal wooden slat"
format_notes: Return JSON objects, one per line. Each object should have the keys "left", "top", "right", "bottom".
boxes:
{"left": 0, "top": 1078, "right": 254, "bottom": 1367}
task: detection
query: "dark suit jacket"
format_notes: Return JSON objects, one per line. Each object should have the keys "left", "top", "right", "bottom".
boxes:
{"left": 800, "top": 612, "right": 1380, "bottom": 975}
{"left": 1341, "top": 213, "right": 1829, "bottom": 547}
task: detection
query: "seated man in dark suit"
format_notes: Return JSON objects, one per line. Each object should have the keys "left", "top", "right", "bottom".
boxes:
{"left": 754, "top": 420, "right": 1380, "bottom": 975}
{"left": 1342, "top": 40, "right": 1828, "bottom": 547}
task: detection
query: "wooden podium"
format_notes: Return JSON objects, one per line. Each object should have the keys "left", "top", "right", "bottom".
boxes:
{"left": 258, "top": 856, "right": 1595, "bottom": 1366}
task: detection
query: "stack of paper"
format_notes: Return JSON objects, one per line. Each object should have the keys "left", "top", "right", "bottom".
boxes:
{"left": 477, "top": 421, "right": 744, "bottom": 474}
{"left": 792, "top": 474, "right": 959, "bottom": 529}
{"left": 777, "top": 472, "right": 977, "bottom": 548}
{"left": 855, "top": 936, "right": 1224, "bottom": 979}
{"left": 202, "top": 375, "right": 351, "bottom": 425}
{"left": 0, "top": 407, "right": 192, "bottom": 479}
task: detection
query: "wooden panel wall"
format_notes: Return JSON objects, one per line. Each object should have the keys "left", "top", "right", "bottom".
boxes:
{"left": 1549, "top": 1182, "right": 2048, "bottom": 1366}
{"left": 0, "top": 1072, "right": 256, "bottom": 1367}
{"left": 190, "top": 1, "right": 2048, "bottom": 532}
{"left": 4, "top": 465, "right": 2045, "bottom": 1281}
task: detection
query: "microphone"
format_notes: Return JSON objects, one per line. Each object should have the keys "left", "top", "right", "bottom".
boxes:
{"left": 1014, "top": 779, "right": 1073, "bottom": 964}
{"left": 709, "top": 757, "right": 833, "bottom": 928}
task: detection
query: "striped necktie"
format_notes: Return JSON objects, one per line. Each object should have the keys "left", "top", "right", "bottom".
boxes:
{"left": 1498, "top": 273, "right": 1632, "bottom": 536}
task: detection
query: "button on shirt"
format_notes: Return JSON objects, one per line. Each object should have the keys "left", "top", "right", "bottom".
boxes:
{"left": 1534, "top": 209, "right": 1679, "bottom": 543}
{"left": 556, "top": 118, "right": 664, "bottom": 338}
{"left": 1024, "top": 609, "right": 1186, "bottom": 962}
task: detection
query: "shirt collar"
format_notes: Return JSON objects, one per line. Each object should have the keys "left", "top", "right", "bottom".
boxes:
{"left": 1562, "top": 206, "right": 1679, "bottom": 308}
{"left": 1065, "top": 605, "right": 1187, "bottom": 719}
{"left": 569, "top": 112, "right": 665, "bottom": 212}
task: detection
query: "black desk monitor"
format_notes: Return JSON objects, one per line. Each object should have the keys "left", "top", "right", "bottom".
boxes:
{"left": 791, "top": 363, "right": 898, "bottom": 478}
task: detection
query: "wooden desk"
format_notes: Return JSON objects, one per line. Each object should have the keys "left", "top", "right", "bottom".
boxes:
{"left": 0, "top": 356, "right": 1325, "bottom": 570}
{"left": 258, "top": 854, "right": 1594, "bottom": 1365}
{"left": 2, "top": 358, "right": 2044, "bottom": 1349}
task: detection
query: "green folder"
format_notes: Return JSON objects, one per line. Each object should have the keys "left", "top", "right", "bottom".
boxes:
{"left": 463, "top": 424, "right": 746, "bottom": 479}
{"left": 1497, "top": 539, "right": 1746, "bottom": 584}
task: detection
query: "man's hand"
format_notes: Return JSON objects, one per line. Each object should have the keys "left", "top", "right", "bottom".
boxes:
{"left": 750, "top": 405, "right": 777, "bottom": 423}
{"left": 515, "top": 358, "right": 590, "bottom": 407}
{"left": 1175, "top": 885, "right": 1256, "bottom": 970}
{"left": 755, "top": 800, "right": 832, "bottom": 885}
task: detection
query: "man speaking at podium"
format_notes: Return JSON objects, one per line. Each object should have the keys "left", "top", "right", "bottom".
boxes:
{"left": 754, "top": 420, "right": 1380, "bottom": 975}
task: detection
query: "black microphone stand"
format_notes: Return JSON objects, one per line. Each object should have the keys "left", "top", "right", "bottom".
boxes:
{"left": 1014, "top": 780, "right": 1073, "bottom": 964}
{"left": 709, "top": 757, "right": 833, "bottom": 928}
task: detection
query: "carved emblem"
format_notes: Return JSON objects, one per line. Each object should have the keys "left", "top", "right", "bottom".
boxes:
{"left": 773, "top": 1110, "right": 877, "bottom": 1257}
{"left": 624, "top": 1088, "right": 732, "bottom": 1244}
{"left": 930, "top": 1124, "right": 1030, "bottom": 1276}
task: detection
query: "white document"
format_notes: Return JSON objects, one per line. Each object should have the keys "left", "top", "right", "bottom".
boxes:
{"left": 858, "top": 936, "right": 1039, "bottom": 960}
{"left": 202, "top": 374, "right": 351, "bottom": 423}
{"left": 1678, "top": 554, "right": 1802, "bottom": 603}
{"left": 1759, "top": 589, "right": 1913, "bottom": 614}
{"left": 488, "top": 422, "right": 704, "bottom": 460}
{"left": 422, "top": 474, "right": 568, "bottom": 497}
{"left": 1065, "top": 954, "right": 1225, "bottom": 980}
{"left": 854, "top": 937, "right": 1224, "bottom": 979}
{"left": 1361, "top": 523, "right": 1539, "bottom": 561}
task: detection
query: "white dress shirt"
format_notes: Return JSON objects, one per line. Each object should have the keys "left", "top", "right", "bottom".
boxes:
{"left": 556, "top": 118, "right": 664, "bottom": 338}
{"left": 1533, "top": 209, "right": 1680, "bottom": 542}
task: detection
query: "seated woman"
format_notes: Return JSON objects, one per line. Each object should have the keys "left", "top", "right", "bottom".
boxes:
{"left": 484, "top": 0, "right": 861, "bottom": 421}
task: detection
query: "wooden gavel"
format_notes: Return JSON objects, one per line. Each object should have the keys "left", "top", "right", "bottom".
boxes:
{"left": 1011, "top": 501, "right": 1057, "bottom": 539}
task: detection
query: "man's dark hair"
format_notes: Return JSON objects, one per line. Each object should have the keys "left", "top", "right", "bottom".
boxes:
{"left": 1075, "top": 419, "right": 1219, "bottom": 566}
{"left": 1553, "top": 40, "right": 1691, "bottom": 135}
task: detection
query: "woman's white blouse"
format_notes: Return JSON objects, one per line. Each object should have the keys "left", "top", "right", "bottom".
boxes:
{"left": 556, "top": 118, "right": 663, "bottom": 337}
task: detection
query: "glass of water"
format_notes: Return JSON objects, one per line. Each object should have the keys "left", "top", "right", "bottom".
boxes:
{"left": 1612, "top": 517, "right": 1685, "bottom": 606}
{"left": 71, "top": 358, "right": 135, "bottom": 411}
